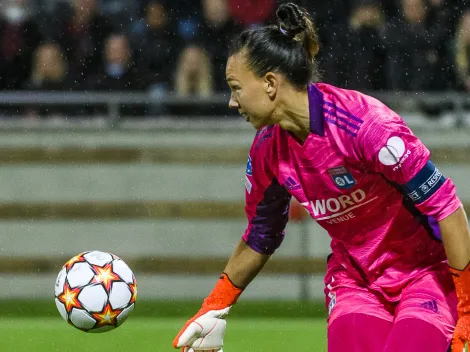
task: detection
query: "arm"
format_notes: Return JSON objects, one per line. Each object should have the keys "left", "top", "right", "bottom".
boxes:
{"left": 356, "top": 106, "right": 470, "bottom": 349}
{"left": 443, "top": 207, "right": 470, "bottom": 352}
{"left": 357, "top": 106, "right": 464, "bottom": 249}
{"left": 224, "top": 239, "right": 271, "bottom": 288}
{"left": 173, "top": 130, "right": 290, "bottom": 350}
{"left": 440, "top": 206, "right": 470, "bottom": 270}
{"left": 172, "top": 229, "right": 270, "bottom": 352}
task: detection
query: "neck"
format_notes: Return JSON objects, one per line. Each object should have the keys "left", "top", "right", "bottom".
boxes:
{"left": 276, "top": 88, "right": 310, "bottom": 143}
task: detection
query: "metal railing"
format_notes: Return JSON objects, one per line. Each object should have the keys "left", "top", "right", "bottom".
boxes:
{"left": 0, "top": 90, "right": 468, "bottom": 127}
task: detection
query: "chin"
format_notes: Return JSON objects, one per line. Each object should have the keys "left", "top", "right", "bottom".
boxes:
{"left": 252, "top": 119, "right": 273, "bottom": 130}
{"left": 250, "top": 120, "right": 264, "bottom": 130}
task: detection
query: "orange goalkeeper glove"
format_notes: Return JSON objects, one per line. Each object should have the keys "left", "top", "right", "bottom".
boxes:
{"left": 450, "top": 262, "right": 470, "bottom": 352}
{"left": 172, "top": 273, "right": 243, "bottom": 351}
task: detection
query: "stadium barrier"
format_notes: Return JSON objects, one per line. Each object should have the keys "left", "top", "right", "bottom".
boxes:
{"left": 1, "top": 143, "right": 469, "bottom": 278}
{"left": 0, "top": 90, "right": 467, "bottom": 125}
{"left": 0, "top": 91, "right": 468, "bottom": 300}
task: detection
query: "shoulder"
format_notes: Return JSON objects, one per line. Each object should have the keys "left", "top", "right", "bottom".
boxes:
{"left": 316, "top": 83, "right": 403, "bottom": 134}
{"left": 317, "top": 83, "right": 392, "bottom": 117}
{"left": 247, "top": 125, "right": 283, "bottom": 177}
{"left": 250, "top": 125, "right": 277, "bottom": 154}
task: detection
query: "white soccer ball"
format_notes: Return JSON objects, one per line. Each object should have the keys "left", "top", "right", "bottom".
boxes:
{"left": 54, "top": 250, "right": 137, "bottom": 332}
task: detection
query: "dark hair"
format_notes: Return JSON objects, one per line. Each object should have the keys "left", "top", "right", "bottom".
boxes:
{"left": 229, "top": 2, "right": 320, "bottom": 89}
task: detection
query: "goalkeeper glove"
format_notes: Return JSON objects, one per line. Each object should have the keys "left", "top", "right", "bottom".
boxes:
{"left": 172, "top": 273, "right": 243, "bottom": 351}
{"left": 450, "top": 262, "right": 470, "bottom": 352}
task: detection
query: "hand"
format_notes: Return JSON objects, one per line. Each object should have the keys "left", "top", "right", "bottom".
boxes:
{"left": 173, "top": 273, "right": 243, "bottom": 351}
{"left": 452, "top": 315, "right": 470, "bottom": 352}
{"left": 173, "top": 307, "right": 230, "bottom": 351}
{"left": 450, "top": 263, "right": 470, "bottom": 352}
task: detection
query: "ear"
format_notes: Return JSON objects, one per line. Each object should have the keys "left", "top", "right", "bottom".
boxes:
{"left": 264, "top": 72, "right": 278, "bottom": 99}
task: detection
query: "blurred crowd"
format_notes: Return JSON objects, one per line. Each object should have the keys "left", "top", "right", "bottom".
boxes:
{"left": 0, "top": 0, "right": 470, "bottom": 98}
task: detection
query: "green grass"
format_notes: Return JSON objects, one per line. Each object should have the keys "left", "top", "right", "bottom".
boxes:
{"left": 0, "top": 317, "right": 327, "bottom": 352}
{"left": 0, "top": 299, "right": 328, "bottom": 319}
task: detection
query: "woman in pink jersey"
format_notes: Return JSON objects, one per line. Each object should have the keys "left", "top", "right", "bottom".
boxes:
{"left": 173, "top": 3, "right": 470, "bottom": 352}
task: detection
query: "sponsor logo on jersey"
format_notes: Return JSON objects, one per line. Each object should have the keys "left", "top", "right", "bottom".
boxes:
{"left": 284, "top": 176, "right": 301, "bottom": 190}
{"left": 245, "top": 175, "right": 252, "bottom": 194}
{"left": 378, "top": 136, "right": 411, "bottom": 171}
{"left": 327, "top": 166, "right": 356, "bottom": 189}
{"left": 246, "top": 156, "right": 253, "bottom": 176}
{"left": 326, "top": 276, "right": 336, "bottom": 315}
{"left": 328, "top": 293, "right": 336, "bottom": 315}
{"left": 420, "top": 299, "right": 439, "bottom": 314}
{"left": 301, "top": 189, "right": 378, "bottom": 222}
{"left": 419, "top": 167, "right": 443, "bottom": 195}
{"left": 405, "top": 161, "right": 444, "bottom": 203}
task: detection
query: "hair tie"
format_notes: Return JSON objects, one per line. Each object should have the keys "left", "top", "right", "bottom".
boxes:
{"left": 279, "top": 26, "right": 290, "bottom": 36}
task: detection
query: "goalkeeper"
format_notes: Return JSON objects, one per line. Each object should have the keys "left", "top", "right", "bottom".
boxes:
{"left": 173, "top": 2, "right": 470, "bottom": 351}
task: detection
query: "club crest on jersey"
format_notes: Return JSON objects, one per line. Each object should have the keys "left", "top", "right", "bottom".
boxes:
{"left": 328, "top": 166, "right": 356, "bottom": 189}
{"left": 246, "top": 156, "right": 253, "bottom": 176}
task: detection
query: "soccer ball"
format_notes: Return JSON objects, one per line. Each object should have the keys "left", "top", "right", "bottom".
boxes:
{"left": 54, "top": 250, "right": 137, "bottom": 333}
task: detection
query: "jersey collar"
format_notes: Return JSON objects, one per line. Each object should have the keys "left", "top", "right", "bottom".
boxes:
{"left": 308, "top": 83, "right": 324, "bottom": 136}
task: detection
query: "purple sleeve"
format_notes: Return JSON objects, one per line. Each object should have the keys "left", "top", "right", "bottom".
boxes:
{"left": 242, "top": 127, "right": 291, "bottom": 255}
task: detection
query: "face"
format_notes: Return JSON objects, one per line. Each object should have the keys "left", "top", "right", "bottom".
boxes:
{"left": 105, "top": 36, "right": 130, "bottom": 65}
{"left": 203, "top": 0, "right": 230, "bottom": 25}
{"left": 226, "top": 53, "right": 277, "bottom": 129}
{"left": 38, "top": 45, "right": 60, "bottom": 68}
{"left": 73, "top": 0, "right": 97, "bottom": 18}
{"left": 146, "top": 2, "right": 167, "bottom": 29}
{"left": 402, "top": 0, "right": 426, "bottom": 23}
{"left": 462, "top": 12, "right": 470, "bottom": 41}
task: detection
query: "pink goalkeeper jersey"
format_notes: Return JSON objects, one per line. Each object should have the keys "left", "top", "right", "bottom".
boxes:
{"left": 242, "top": 83, "right": 462, "bottom": 301}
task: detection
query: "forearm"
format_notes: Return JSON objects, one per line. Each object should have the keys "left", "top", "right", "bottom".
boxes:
{"left": 440, "top": 206, "right": 470, "bottom": 270}
{"left": 224, "top": 239, "right": 271, "bottom": 288}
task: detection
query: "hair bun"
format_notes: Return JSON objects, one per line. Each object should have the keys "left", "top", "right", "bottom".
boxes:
{"left": 276, "top": 3, "right": 307, "bottom": 37}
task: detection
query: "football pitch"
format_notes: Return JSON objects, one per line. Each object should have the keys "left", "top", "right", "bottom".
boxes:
{"left": 0, "top": 317, "right": 327, "bottom": 352}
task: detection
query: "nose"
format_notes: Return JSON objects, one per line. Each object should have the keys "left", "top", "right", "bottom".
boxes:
{"left": 228, "top": 96, "right": 239, "bottom": 109}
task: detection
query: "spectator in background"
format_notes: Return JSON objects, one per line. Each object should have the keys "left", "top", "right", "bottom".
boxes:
{"left": 454, "top": 10, "right": 470, "bottom": 91}
{"left": 198, "top": 0, "right": 242, "bottom": 92}
{"left": 99, "top": 0, "right": 140, "bottom": 29}
{"left": 24, "top": 42, "right": 85, "bottom": 117}
{"left": 315, "top": 14, "right": 352, "bottom": 87}
{"left": 175, "top": 44, "right": 213, "bottom": 97}
{"left": 129, "top": 0, "right": 177, "bottom": 92}
{"left": 168, "top": 0, "right": 202, "bottom": 42}
{"left": 382, "top": 0, "right": 440, "bottom": 91}
{"left": 347, "top": 0, "right": 387, "bottom": 90}
{"left": 228, "top": 0, "right": 276, "bottom": 27}
{"left": 88, "top": 33, "right": 146, "bottom": 91}
{"left": 297, "top": 0, "right": 352, "bottom": 88}
{"left": 53, "top": 0, "right": 113, "bottom": 83}
{"left": 424, "top": 0, "right": 457, "bottom": 90}
{"left": 25, "top": 42, "right": 79, "bottom": 91}
{"left": 0, "top": 0, "right": 42, "bottom": 90}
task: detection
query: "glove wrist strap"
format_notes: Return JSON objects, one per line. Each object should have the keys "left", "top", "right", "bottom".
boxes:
{"left": 450, "top": 262, "right": 470, "bottom": 316}
{"left": 201, "top": 273, "right": 243, "bottom": 310}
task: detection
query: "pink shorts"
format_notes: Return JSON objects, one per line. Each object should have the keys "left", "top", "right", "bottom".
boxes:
{"left": 324, "top": 264, "right": 457, "bottom": 340}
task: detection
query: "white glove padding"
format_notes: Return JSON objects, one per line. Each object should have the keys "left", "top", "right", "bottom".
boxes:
{"left": 176, "top": 307, "right": 230, "bottom": 351}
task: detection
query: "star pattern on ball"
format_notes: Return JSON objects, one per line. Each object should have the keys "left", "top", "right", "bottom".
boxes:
{"left": 64, "top": 252, "right": 87, "bottom": 271}
{"left": 129, "top": 278, "right": 137, "bottom": 304}
{"left": 92, "top": 304, "right": 122, "bottom": 327}
{"left": 111, "top": 253, "right": 121, "bottom": 260}
{"left": 91, "top": 263, "right": 122, "bottom": 291}
{"left": 57, "top": 281, "right": 82, "bottom": 313}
